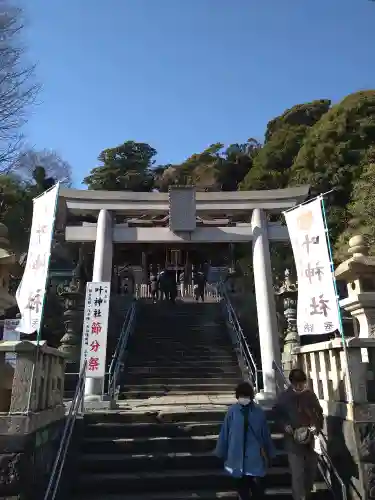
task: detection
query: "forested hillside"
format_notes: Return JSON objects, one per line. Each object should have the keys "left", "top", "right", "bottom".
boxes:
{"left": 2, "top": 90, "right": 375, "bottom": 260}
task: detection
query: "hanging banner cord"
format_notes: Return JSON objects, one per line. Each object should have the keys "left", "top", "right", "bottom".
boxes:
{"left": 283, "top": 188, "right": 336, "bottom": 215}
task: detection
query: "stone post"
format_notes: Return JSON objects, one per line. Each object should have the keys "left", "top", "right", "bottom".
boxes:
{"left": 251, "top": 209, "right": 280, "bottom": 400}
{"left": 335, "top": 235, "right": 375, "bottom": 338}
{"left": 58, "top": 245, "right": 88, "bottom": 363}
{"left": 0, "top": 341, "right": 67, "bottom": 500}
{"left": 58, "top": 278, "right": 84, "bottom": 363}
{"left": 275, "top": 269, "right": 299, "bottom": 378}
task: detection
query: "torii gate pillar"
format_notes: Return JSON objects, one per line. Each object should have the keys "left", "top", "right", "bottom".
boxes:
{"left": 85, "top": 209, "right": 113, "bottom": 402}
{"left": 251, "top": 208, "right": 281, "bottom": 400}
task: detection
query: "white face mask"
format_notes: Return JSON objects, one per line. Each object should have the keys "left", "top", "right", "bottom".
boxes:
{"left": 238, "top": 397, "right": 251, "bottom": 406}
{"left": 292, "top": 383, "right": 307, "bottom": 393}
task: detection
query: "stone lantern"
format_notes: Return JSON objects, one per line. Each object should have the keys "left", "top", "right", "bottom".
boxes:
{"left": 0, "top": 223, "right": 16, "bottom": 316}
{"left": 275, "top": 269, "right": 298, "bottom": 376}
{"left": 57, "top": 247, "right": 87, "bottom": 364}
{"left": 335, "top": 235, "right": 375, "bottom": 338}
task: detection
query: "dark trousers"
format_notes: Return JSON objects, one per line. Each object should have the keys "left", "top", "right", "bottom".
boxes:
{"left": 234, "top": 476, "right": 264, "bottom": 500}
{"left": 194, "top": 287, "right": 204, "bottom": 302}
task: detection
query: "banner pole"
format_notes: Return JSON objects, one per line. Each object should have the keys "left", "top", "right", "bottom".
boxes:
{"left": 25, "top": 182, "right": 61, "bottom": 413}
{"left": 320, "top": 195, "right": 354, "bottom": 404}
{"left": 283, "top": 188, "right": 336, "bottom": 215}
{"left": 36, "top": 182, "right": 60, "bottom": 344}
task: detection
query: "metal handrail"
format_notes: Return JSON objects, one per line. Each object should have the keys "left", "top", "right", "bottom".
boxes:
{"left": 108, "top": 300, "right": 136, "bottom": 400}
{"left": 272, "top": 360, "right": 347, "bottom": 500}
{"left": 217, "top": 282, "right": 258, "bottom": 392}
{"left": 272, "top": 359, "right": 290, "bottom": 392}
{"left": 43, "top": 360, "right": 87, "bottom": 500}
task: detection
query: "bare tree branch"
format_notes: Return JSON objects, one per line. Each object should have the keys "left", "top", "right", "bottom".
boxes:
{"left": 0, "top": 1, "right": 40, "bottom": 171}
{"left": 12, "top": 148, "right": 73, "bottom": 186}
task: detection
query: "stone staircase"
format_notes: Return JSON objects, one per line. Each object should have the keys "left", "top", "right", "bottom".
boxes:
{"left": 119, "top": 301, "right": 240, "bottom": 404}
{"left": 68, "top": 300, "right": 330, "bottom": 500}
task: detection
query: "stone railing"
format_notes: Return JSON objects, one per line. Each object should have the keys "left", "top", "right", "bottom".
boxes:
{"left": 0, "top": 340, "right": 66, "bottom": 414}
{"left": 293, "top": 337, "right": 375, "bottom": 405}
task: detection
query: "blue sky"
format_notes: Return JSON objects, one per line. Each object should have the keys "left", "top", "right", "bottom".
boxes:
{"left": 23, "top": 0, "right": 375, "bottom": 187}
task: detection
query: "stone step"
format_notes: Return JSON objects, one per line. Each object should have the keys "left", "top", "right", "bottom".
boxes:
{"left": 71, "top": 487, "right": 330, "bottom": 500}
{"left": 120, "top": 384, "right": 237, "bottom": 394}
{"left": 132, "top": 332, "right": 227, "bottom": 338}
{"left": 126, "top": 355, "right": 237, "bottom": 362}
{"left": 135, "top": 320, "right": 223, "bottom": 325}
{"left": 82, "top": 434, "right": 220, "bottom": 455}
{"left": 132, "top": 332, "right": 227, "bottom": 337}
{"left": 83, "top": 409, "right": 229, "bottom": 425}
{"left": 84, "top": 421, "right": 224, "bottom": 438}
{"left": 125, "top": 367, "right": 241, "bottom": 376}
{"left": 116, "top": 403, "right": 235, "bottom": 414}
{"left": 126, "top": 360, "right": 239, "bottom": 367}
{"left": 79, "top": 450, "right": 288, "bottom": 473}
{"left": 119, "top": 391, "right": 234, "bottom": 400}
{"left": 84, "top": 417, "right": 280, "bottom": 437}
{"left": 82, "top": 433, "right": 285, "bottom": 455}
{"left": 73, "top": 467, "right": 292, "bottom": 494}
{"left": 128, "top": 339, "right": 232, "bottom": 346}
{"left": 128, "top": 347, "right": 235, "bottom": 355}
{"left": 116, "top": 393, "right": 236, "bottom": 406}
{"left": 122, "top": 377, "right": 242, "bottom": 386}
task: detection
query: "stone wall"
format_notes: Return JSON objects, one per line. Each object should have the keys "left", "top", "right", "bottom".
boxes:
{"left": 324, "top": 414, "right": 363, "bottom": 500}
{"left": 293, "top": 338, "right": 375, "bottom": 500}
{"left": 0, "top": 415, "right": 65, "bottom": 500}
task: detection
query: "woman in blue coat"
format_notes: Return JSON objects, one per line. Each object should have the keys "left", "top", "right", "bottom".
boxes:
{"left": 215, "top": 382, "right": 276, "bottom": 500}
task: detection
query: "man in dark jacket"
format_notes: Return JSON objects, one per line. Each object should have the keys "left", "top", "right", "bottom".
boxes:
{"left": 273, "top": 368, "right": 323, "bottom": 500}
{"left": 193, "top": 267, "right": 205, "bottom": 302}
{"left": 157, "top": 267, "right": 167, "bottom": 301}
{"left": 149, "top": 267, "right": 159, "bottom": 303}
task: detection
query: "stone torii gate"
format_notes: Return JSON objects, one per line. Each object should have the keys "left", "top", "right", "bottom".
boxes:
{"left": 59, "top": 185, "right": 310, "bottom": 402}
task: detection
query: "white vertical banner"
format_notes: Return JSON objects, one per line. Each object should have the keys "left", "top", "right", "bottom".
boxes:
{"left": 284, "top": 198, "right": 340, "bottom": 336}
{"left": 80, "top": 282, "right": 111, "bottom": 378}
{"left": 16, "top": 184, "right": 60, "bottom": 335}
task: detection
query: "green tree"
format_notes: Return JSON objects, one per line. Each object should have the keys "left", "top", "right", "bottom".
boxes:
{"left": 335, "top": 146, "right": 375, "bottom": 258}
{"left": 241, "top": 100, "right": 330, "bottom": 190}
{"left": 83, "top": 141, "right": 156, "bottom": 191}
{"left": 155, "top": 140, "right": 260, "bottom": 192}
{"left": 217, "top": 139, "right": 260, "bottom": 191}
{"left": 290, "top": 90, "right": 375, "bottom": 246}
{"left": 0, "top": 174, "right": 32, "bottom": 252}
{"left": 0, "top": 166, "right": 58, "bottom": 253}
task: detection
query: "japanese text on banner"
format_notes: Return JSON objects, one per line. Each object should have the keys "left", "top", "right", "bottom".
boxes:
{"left": 16, "top": 185, "right": 59, "bottom": 335}
{"left": 284, "top": 198, "right": 340, "bottom": 336}
{"left": 80, "top": 282, "right": 110, "bottom": 378}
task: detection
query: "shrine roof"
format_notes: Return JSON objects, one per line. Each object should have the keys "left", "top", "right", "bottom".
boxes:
{"left": 59, "top": 185, "right": 310, "bottom": 217}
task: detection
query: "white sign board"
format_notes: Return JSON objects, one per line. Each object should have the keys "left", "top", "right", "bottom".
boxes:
{"left": 284, "top": 198, "right": 340, "bottom": 336}
{"left": 3, "top": 319, "right": 21, "bottom": 366}
{"left": 80, "top": 282, "right": 111, "bottom": 378}
{"left": 16, "top": 184, "right": 59, "bottom": 335}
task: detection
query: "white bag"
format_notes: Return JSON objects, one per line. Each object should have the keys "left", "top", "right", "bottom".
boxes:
{"left": 313, "top": 435, "right": 323, "bottom": 455}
